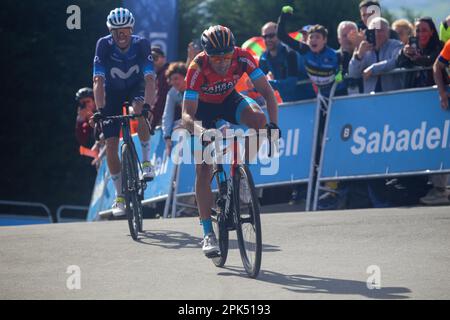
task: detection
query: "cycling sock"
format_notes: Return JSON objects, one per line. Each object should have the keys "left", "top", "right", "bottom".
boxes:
{"left": 202, "top": 218, "right": 213, "bottom": 236}
{"left": 111, "top": 172, "right": 122, "bottom": 198}
{"left": 140, "top": 139, "right": 151, "bottom": 162}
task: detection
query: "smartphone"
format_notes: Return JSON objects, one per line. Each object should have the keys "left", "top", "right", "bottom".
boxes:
{"left": 409, "top": 36, "right": 418, "bottom": 49}
{"left": 365, "top": 29, "right": 376, "bottom": 46}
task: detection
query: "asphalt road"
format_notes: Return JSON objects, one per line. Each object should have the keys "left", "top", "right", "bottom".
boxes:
{"left": 1, "top": 206, "right": 449, "bottom": 299}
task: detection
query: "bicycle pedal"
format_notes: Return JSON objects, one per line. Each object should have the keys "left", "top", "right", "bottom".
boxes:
{"left": 205, "top": 251, "right": 221, "bottom": 259}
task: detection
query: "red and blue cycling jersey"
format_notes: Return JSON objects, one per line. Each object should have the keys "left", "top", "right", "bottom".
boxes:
{"left": 93, "top": 35, "right": 155, "bottom": 91}
{"left": 184, "top": 47, "right": 265, "bottom": 104}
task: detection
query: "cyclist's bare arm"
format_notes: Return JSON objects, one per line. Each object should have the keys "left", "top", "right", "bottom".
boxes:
{"left": 433, "top": 60, "right": 449, "bottom": 110}
{"left": 93, "top": 76, "right": 105, "bottom": 109}
{"left": 433, "top": 60, "right": 446, "bottom": 92}
{"left": 182, "top": 99, "right": 205, "bottom": 135}
{"left": 252, "top": 76, "right": 279, "bottom": 125}
{"left": 144, "top": 74, "right": 156, "bottom": 107}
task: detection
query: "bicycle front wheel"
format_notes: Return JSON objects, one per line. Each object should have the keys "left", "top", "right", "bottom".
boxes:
{"left": 233, "top": 165, "right": 262, "bottom": 278}
{"left": 121, "top": 144, "right": 143, "bottom": 241}
{"left": 211, "top": 207, "right": 229, "bottom": 267}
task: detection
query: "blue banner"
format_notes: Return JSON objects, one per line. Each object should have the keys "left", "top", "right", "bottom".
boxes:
{"left": 320, "top": 87, "right": 450, "bottom": 180}
{"left": 175, "top": 101, "right": 317, "bottom": 195}
{"left": 124, "top": 0, "right": 179, "bottom": 61}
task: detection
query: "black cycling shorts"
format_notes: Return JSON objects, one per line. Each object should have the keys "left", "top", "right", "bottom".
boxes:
{"left": 194, "top": 90, "right": 259, "bottom": 129}
{"left": 102, "top": 81, "right": 144, "bottom": 139}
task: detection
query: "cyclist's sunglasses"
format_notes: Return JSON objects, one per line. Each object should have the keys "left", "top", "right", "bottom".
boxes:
{"left": 208, "top": 52, "right": 234, "bottom": 63}
{"left": 262, "top": 33, "right": 277, "bottom": 39}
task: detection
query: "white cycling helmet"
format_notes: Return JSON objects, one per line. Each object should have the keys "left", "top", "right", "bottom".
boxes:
{"left": 106, "top": 8, "right": 135, "bottom": 30}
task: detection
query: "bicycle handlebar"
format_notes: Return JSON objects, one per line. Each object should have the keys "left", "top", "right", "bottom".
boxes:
{"left": 93, "top": 111, "right": 150, "bottom": 123}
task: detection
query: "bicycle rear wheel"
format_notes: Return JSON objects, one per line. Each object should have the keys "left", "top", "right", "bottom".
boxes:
{"left": 121, "top": 144, "right": 143, "bottom": 241}
{"left": 234, "top": 165, "right": 262, "bottom": 278}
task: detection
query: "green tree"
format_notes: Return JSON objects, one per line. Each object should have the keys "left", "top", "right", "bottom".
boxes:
{"left": 1, "top": 0, "right": 120, "bottom": 215}
{"left": 178, "top": 0, "right": 362, "bottom": 52}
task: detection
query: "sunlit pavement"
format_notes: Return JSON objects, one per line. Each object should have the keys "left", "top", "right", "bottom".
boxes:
{"left": 1, "top": 206, "right": 449, "bottom": 299}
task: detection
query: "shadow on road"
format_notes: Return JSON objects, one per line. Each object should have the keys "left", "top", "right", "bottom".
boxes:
{"left": 226, "top": 239, "right": 281, "bottom": 252}
{"left": 137, "top": 230, "right": 203, "bottom": 249}
{"left": 217, "top": 267, "right": 411, "bottom": 299}
{"left": 136, "top": 230, "right": 281, "bottom": 253}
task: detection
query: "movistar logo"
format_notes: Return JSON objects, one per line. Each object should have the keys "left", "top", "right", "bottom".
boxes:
{"left": 110, "top": 65, "right": 140, "bottom": 79}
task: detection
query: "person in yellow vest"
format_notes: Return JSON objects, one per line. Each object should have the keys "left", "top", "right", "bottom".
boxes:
{"left": 439, "top": 15, "right": 450, "bottom": 43}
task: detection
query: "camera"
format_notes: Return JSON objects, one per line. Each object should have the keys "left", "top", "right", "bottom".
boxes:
{"left": 365, "top": 28, "right": 376, "bottom": 46}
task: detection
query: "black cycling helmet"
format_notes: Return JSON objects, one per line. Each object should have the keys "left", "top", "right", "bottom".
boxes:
{"left": 75, "top": 87, "right": 94, "bottom": 102}
{"left": 201, "top": 25, "right": 235, "bottom": 55}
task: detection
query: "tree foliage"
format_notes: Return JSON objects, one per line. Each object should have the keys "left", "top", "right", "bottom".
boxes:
{"left": 1, "top": 0, "right": 120, "bottom": 212}
{"left": 177, "top": 0, "right": 362, "bottom": 58}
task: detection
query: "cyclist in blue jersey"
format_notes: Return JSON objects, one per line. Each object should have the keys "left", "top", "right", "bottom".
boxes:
{"left": 277, "top": 6, "right": 340, "bottom": 96}
{"left": 92, "top": 8, "right": 156, "bottom": 217}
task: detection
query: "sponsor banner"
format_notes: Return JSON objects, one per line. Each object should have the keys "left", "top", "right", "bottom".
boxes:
{"left": 87, "top": 156, "right": 115, "bottom": 221}
{"left": 124, "top": 0, "right": 179, "bottom": 61}
{"left": 174, "top": 101, "right": 317, "bottom": 195}
{"left": 320, "top": 87, "right": 450, "bottom": 180}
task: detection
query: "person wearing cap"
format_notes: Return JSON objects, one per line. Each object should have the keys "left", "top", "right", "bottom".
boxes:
{"left": 75, "top": 87, "right": 97, "bottom": 148}
{"left": 150, "top": 46, "right": 171, "bottom": 129}
{"left": 299, "top": 25, "right": 312, "bottom": 43}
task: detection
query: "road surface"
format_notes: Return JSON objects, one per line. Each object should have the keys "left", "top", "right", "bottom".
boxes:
{"left": 1, "top": 206, "right": 449, "bottom": 299}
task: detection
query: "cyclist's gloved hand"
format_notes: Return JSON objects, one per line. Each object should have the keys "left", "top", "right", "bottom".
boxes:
{"left": 92, "top": 108, "right": 105, "bottom": 123}
{"left": 266, "top": 122, "right": 282, "bottom": 140}
{"left": 200, "top": 128, "right": 217, "bottom": 147}
{"left": 142, "top": 103, "right": 151, "bottom": 118}
{"left": 281, "top": 5, "right": 294, "bottom": 15}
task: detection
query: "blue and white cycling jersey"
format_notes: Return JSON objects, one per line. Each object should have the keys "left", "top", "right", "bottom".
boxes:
{"left": 93, "top": 35, "right": 155, "bottom": 92}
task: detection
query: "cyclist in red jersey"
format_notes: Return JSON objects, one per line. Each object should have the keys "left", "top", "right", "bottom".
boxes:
{"left": 182, "top": 25, "right": 280, "bottom": 257}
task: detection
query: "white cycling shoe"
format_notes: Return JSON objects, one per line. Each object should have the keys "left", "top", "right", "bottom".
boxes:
{"left": 202, "top": 233, "right": 220, "bottom": 257}
{"left": 112, "top": 196, "right": 126, "bottom": 217}
{"left": 142, "top": 161, "right": 155, "bottom": 181}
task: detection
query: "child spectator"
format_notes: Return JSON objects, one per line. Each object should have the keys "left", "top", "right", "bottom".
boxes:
{"left": 277, "top": 6, "right": 340, "bottom": 97}
{"left": 161, "top": 62, "right": 187, "bottom": 155}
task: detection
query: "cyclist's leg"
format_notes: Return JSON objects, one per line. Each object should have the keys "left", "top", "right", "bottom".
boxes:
{"left": 129, "top": 82, "right": 150, "bottom": 147}
{"left": 130, "top": 83, "right": 154, "bottom": 178}
{"left": 103, "top": 90, "right": 124, "bottom": 182}
{"left": 192, "top": 101, "right": 221, "bottom": 253}
{"left": 195, "top": 163, "right": 214, "bottom": 224}
{"left": 103, "top": 90, "right": 126, "bottom": 213}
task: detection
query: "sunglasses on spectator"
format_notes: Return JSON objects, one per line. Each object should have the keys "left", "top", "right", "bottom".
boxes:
{"left": 262, "top": 33, "right": 277, "bottom": 39}
{"left": 208, "top": 52, "right": 234, "bottom": 63}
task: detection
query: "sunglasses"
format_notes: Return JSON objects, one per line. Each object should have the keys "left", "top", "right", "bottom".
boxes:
{"left": 208, "top": 52, "right": 234, "bottom": 63}
{"left": 262, "top": 33, "right": 277, "bottom": 39}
